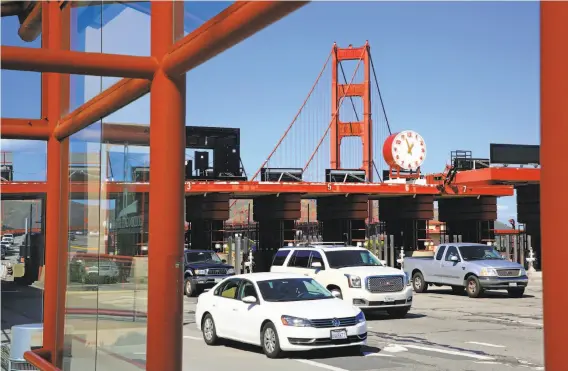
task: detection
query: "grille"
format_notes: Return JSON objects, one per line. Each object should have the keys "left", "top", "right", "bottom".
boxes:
{"left": 310, "top": 316, "right": 357, "bottom": 328}
{"left": 367, "top": 276, "right": 404, "bottom": 293}
{"left": 208, "top": 268, "right": 227, "bottom": 275}
{"left": 497, "top": 269, "right": 520, "bottom": 277}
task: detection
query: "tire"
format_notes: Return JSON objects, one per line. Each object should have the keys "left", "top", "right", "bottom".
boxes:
{"left": 202, "top": 314, "right": 219, "bottom": 345}
{"left": 451, "top": 286, "right": 464, "bottom": 295}
{"left": 386, "top": 306, "right": 410, "bottom": 319}
{"left": 261, "top": 322, "right": 282, "bottom": 358}
{"left": 412, "top": 272, "right": 428, "bottom": 293}
{"left": 330, "top": 287, "right": 343, "bottom": 299}
{"left": 184, "top": 278, "right": 195, "bottom": 297}
{"left": 507, "top": 288, "right": 525, "bottom": 298}
{"left": 465, "top": 276, "right": 483, "bottom": 298}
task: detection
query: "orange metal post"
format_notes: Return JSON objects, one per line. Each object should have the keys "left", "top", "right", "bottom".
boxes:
{"left": 147, "top": 2, "right": 185, "bottom": 370}
{"left": 1, "top": 45, "right": 158, "bottom": 78}
{"left": 54, "top": 78, "right": 151, "bottom": 140}
{"left": 0, "top": 118, "right": 50, "bottom": 140}
{"left": 161, "top": 1, "right": 309, "bottom": 77}
{"left": 42, "top": 2, "right": 70, "bottom": 368}
{"left": 541, "top": 3, "right": 568, "bottom": 370}
{"left": 330, "top": 44, "right": 339, "bottom": 169}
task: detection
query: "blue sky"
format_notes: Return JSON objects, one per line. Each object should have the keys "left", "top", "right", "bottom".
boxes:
{"left": 0, "top": 1, "right": 539, "bottom": 222}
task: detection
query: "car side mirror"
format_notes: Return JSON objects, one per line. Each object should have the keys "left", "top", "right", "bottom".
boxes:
{"left": 450, "top": 255, "right": 459, "bottom": 262}
{"left": 380, "top": 260, "right": 387, "bottom": 265}
{"left": 242, "top": 296, "right": 257, "bottom": 304}
{"left": 311, "top": 262, "right": 322, "bottom": 268}
{"left": 331, "top": 291, "right": 341, "bottom": 298}
{"left": 222, "top": 259, "right": 227, "bottom": 263}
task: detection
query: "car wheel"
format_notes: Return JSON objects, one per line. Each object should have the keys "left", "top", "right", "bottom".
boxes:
{"left": 507, "top": 288, "right": 525, "bottom": 298}
{"left": 412, "top": 272, "right": 428, "bottom": 293}
{"left": 386, "top": 306, "right": 410, "bottom": 319}
{"left": 465, "top": 276, "right": 483, "bottom": 298}
{"left": 202, "top": 314, "right": 219, "bottom": 345}
{"left": 184, "top": 278, "right": 195, "bottom": 297}
{"left": 261, "top": 322, "right": 282, "bottom": 358}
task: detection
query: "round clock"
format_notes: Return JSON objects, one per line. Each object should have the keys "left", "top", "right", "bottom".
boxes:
{"left": 383, "top": 130, "right": 427, "bottom": 171}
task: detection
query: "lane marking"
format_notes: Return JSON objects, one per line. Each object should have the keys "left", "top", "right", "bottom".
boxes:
{"left": 183, "top": 335, "right": 201, "bottom": 341}
{"left": 466, "top": 341, "right": 506, "bottom": 348}
{"left": 382, "top": 344, "right": 408, "bottom": 353}
{"left": 295, "top": 359, "right": 349, "bottom": 371}
{"left": 133, "top": 352, "right": 146, "bottom": 355}
{"left": 364, "top": 352, "right": 394, "bottom": 357}
{"left": 494, "top": 318, "right": 542, "bottom": 327}
{"left": 400, "top": 344, "right": 495, "bottom": 361}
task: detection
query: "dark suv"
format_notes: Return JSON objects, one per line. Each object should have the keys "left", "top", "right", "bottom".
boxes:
{"left": 183, "top": 250, "right": 235, "bottom": 297}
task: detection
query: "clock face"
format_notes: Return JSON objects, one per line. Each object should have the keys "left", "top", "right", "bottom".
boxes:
{"left": 390, "top": 130, "right": 426, "bottom": 170}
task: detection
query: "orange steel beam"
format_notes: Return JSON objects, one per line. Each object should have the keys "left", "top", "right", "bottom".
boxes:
{"left": 1, "top": 46, "right": 158, "bottom": 78}
{"left": 147, "top": 2, "right": 185, "bottom": 370}
{"left": 53, "top": 78, "right": 151, "bottom": 140}
{"left": 41, "top": 2, "right": 70, "bottom": 368}
{"left": 0, "top": 181, "right": 515, "bottom": 198}
{"left": 101, "top": 122, "right": 150, "bottom": 145}
{"left": 0, "top": 118, "right": 50, "bottom": 140}
{"left": 161, "top": 1, "right": 309, "bottom": 77}
{"left": 541, "top": 2, "right": 567, "bottom": 370}
{"left": 424, "top": 167, "right": 541, "bottom": 186}
{"left": 18, "top": 1, "right": 42, "bottom": 42}
{"left": 23, "top": 349, "right": 60, "bottom": 371}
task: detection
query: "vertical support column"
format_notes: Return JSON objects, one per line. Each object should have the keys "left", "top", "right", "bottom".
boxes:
{"left": 186, "top": 194, "right": 230, "bottom": 250}
{"left": 329, "top": 43, "right": 373, "bottom": 181}
{"left": 42, "top": 2, "right": 71, "bottom": 367}
{"left": 541, "top": 3, "right": 568, "bottom": 369}
{"left": 517, "top": 184, "right": 540, "bottom": 268}
{"left": 318, "top": 195, "right": 368, "bottom": 245}
{"left": 438, "top": 197, "right": 497, "bottom": 243}
{"left": 147, "top": 3, "right": 185, "bottom": 371}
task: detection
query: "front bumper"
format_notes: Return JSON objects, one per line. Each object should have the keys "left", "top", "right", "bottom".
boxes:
{"left": 191, "top": 275, "right": 233, "bottom": 289}
{"left": 346, "top": 286, "right": 413, "bottom": 309}
{"left": 277, "top": 322, "right": 367, "bottom": 351}
{"left": 478, "top": 275, "right": 529, "bottom": 290}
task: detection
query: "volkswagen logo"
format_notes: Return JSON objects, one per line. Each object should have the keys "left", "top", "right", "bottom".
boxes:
{"left": 332, "top": 318, "right": 340, "bottom": 327}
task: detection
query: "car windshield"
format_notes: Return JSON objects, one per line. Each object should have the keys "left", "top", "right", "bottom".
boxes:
{"left": 186, "top": 251, "right": 222, "bottom": 264}
{"left": 459, "top": 245, "right": 503, "bottom": 261}
{"left": 257, "top": 278, "right": 334, "bottom": 302}
{"left": 325, "top": 249, "right": 384, "bottom": 268}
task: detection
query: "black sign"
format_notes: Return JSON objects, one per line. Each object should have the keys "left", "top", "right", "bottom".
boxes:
{"left": 489, "top": 144, "right": 540, "bottom": 165}
{"left": 0, "top": 165, "right": 13, "bottom": 181}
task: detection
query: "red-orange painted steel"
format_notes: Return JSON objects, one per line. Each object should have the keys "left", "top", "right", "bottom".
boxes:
{"left": 0, "top": 180, "right": 515, "bottom": 198}
{"left": 23, "top": 349, "right": 60, "bottom": 371}
{"left": 147, "top": 2, "right": 185, "bottom": 370}
{"left": 162, "top": 1, "right": 309, "bottom": 77}
{"left": 541, "top": 3, "right": 567, "bottom": 370}
{"left": 1, "top": 45, "right": 158, "bottom": 78}
{"left": 54, "top": 78, "right": 151, "bottom": 140}
{"left": 0, "top": 118, "right": 50, "bottom": 140}
{"left": 42, "top": 2, "right": 70, "bottom": 368}
{"left": 425, "top": 167, "right": 540, "bottom": 186}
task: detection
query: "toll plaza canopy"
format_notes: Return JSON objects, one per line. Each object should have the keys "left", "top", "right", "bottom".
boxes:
{"left": 0, "top": 1, "right": 566, "bottom": 371}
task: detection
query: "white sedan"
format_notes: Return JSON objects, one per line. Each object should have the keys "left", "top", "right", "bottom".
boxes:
{"left": 195, "top": 272, "right": 367, "bottom": 358}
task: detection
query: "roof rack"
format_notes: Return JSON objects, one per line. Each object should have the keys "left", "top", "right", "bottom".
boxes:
{"left": 282, "top": 241, "right": 348, "bottom": 248}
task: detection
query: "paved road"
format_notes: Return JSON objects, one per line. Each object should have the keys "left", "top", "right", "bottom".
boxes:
{"left": 2, "top": 278, "right": 544, "bottom": 371}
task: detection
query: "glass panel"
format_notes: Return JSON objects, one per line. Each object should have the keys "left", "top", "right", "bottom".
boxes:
{"left": 183, "top": 2, "right": 234, "bottom": 36}
{"left": 0, "top": 141, "right": 46, "bottom": 181}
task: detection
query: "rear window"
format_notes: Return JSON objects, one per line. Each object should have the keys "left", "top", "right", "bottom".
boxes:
{"left": 272, "top": 250, "right": 290, "bottom": 266}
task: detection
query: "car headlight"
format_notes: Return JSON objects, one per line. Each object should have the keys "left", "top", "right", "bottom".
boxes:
{"left": 226, "top": 268, "right": 235, "bottom": 275}
{"left": 345, "top": 274, "right": 362, "bottom": 288}
{"left": 403, "top": 273, "right": 411, "bottom": 286}
{"left": 195, "top": 269, "right": 207, "bottom": 275}
{"left": 355, "top": 311, "right": 365, "bottom": 324}
{"left": 520, "top": 267, "right": 526, "bottom": 276}
{"left": 281, "top": 315, "right": 312, "bottom": 327}
{"left": 479, "top": 268, "right": 498, "bottom": 277}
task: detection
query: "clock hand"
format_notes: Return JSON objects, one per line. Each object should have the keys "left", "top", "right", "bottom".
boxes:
{"left": 405, "top": 139, "right": 413, "bottom": 154}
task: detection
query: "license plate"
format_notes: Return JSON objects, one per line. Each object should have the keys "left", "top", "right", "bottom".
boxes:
{"left": 330, "top": 329, "right": 348, "bottom": 340}
{"left": 384, "top": 296, "right": 395, "bottom": 303}
{"left": 509, "top": 282, "right": 518, "bottom": 287}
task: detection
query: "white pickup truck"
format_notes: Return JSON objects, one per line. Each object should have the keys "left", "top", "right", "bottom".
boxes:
{"left": 270, "top": 243, "right": 413, "bottom": 318}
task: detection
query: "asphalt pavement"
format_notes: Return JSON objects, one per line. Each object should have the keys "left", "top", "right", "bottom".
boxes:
{"left": 1, "top": 257, "right": 544, "bottom": 371}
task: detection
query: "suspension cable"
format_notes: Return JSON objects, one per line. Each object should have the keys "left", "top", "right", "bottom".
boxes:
{"left": 303, "top": 49, "right": 366, "bottom": 173}
{"left": 369, "top": 53, "right": 391, "bottom": 135}
{"left": 249, "top": 49, "right": 334, "bottom": 182}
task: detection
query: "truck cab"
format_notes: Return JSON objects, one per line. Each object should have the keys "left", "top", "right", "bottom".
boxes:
{"left": 270, "top": 243, "right": 413, "bottom": 318}
{"left": 183, "top": 249, "right": 236, "bottom": 297}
